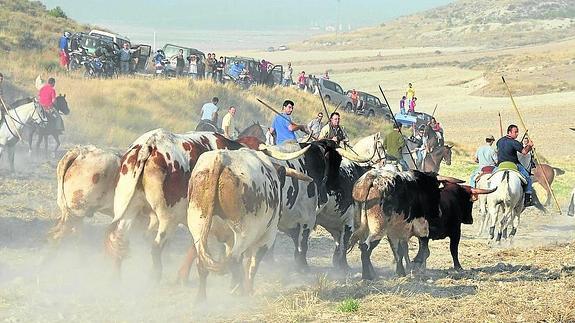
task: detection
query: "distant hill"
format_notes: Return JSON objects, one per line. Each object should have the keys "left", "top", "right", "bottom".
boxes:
{"left": 296, "top": 0, "right": 575, "bottom": 50}
{"left": 0, "top": 0, "right": 88, "bottom": 51}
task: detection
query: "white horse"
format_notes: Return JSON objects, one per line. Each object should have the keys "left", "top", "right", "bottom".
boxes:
{"left": 0, "top": 101, "right": 47, "bottom": 171}
{"left": 568, "top": 187, "right": 575, "bottom": 217}
{"left": 352, "top": 132, "right": 385, "bottom": 164}
{"left": 484, "top": 170, "right": 526, "bottom": 245}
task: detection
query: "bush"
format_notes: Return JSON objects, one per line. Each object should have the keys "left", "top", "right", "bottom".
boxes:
{"left": 38, "top": 60, "right": 59, "bottom": 72}
{"left": 337, "top": 298, "right": 360, "bottom": 312}
{"left": 47, "top": 6, "right": 67, "bottom": 19}
{"left": 17, "top": 31, "right": 43, "bottom": 50}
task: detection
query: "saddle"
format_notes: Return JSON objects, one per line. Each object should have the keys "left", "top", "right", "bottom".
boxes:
{"left": 488, "top": 161, "right": 528, "bottom": 185}
{"left": 473, "top": 165, "right": 495, "bottom": 184}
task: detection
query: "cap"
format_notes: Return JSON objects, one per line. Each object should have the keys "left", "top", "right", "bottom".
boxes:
{"left": 486, "top": 135, "right": 495, "bottom": 141}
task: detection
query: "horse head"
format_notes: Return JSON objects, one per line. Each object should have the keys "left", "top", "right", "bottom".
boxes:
{"left": 54, "top": 94, "right": 70, "bottom": 115}
{"left": 443, "top": 145, "right": 453, "bottom": 165}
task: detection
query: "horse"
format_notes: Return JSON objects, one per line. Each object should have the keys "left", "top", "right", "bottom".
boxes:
{"left": 532, "top": 163, "right": 564, "bottom": 206}
{"left": 568, "top": 187, "right": 575, "bottom": 217}
{"left": 237, "top": 121, "right": 266, "bottom": 142}
{"left": 27, "top": 95, "right": 70, "bottom": 158}
{"left": 0, "top": 99, "right": 47, "bottom": 171}
{"left": 402, "top": 126, "right": 452, "bottom": 172}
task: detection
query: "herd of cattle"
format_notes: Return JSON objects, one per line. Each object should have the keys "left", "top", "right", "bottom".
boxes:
{"left": 52, "top": 128, "right": 552, "bottom": 300}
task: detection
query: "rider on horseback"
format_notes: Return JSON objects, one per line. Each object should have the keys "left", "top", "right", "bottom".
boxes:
{"left": 469, "top": 135, "right": 497, "bottom": 188}
{"left": 199, "top": 97, "right": 220, "bottom": 129}
{"left": 38, "top": 77, "right": 64, "bottom": 133}
{"left": 496, "top": 124, "right": 534, "bottom": 206}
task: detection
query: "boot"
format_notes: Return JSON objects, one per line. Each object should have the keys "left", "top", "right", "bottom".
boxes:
{"left": 524, "top": 193, "right": 533, "bottom": 207}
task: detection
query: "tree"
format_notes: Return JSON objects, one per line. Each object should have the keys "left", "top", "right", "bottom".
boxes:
{"left": 47, "top": 6, "right": 67, "bottom": 19}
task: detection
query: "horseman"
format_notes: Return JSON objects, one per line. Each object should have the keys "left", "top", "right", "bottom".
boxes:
{"left": 496, "top": 124, "right": 534, "bottom": 206}
{"left": 319, "top": 112, "right": 348, "bottom": 146}
{"left": 38, "top": 77, "right": 64, "bottom": 134}
{"left": 469, "top": 135, "right": 497, "bottom": 188}
{"left": 199, "top": 97, "right": 220, "bottom": 130}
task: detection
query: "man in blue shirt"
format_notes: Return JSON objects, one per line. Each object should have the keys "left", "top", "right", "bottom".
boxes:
{"left": 496, "top": 124, "right": 534, "bottom": 206}
{"left": 271, "top": 100, "right": 307, "bottom": 145}
{"left": 470, "top": 135, "right": 497, "bottom": 187}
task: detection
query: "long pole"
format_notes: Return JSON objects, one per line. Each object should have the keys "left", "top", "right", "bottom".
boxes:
{"left": 378, "top": 85, "right": 418, "bottom": 170}
{"left": 316, "top": 82, "right": 331, "bottom": 118}
{"left": 498, "top": 112, "right": 503, "bottom": 137}
{"left": 501, "top": 76, "right": 561, "bottom": 214}
{"left": 431, "top": 104, "right": 438, "bottom": 117}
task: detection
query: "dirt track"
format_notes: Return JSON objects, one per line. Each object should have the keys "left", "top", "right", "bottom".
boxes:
{"left": 1, "top": 149, "right": 574, "bottom": 321}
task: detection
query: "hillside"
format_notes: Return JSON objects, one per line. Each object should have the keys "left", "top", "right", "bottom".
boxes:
{"left": 0, "top": 0, "right": 89, "bottom": 52}
{"left": 296, "top": 0, "right": 575, "bottom": 50}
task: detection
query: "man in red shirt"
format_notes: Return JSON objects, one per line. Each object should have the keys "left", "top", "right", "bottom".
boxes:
{"left": 38, "top": 77, "right": 56, "bottom": 111}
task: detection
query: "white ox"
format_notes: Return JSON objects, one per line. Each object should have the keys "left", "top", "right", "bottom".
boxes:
{"left": 188, "top": 148, "right": 311, "bottom": 300}
{"left": 484, "top": 170, "right": 526, "bottom": 244}
{"left": 51, "top": 145, "right": 121, "bottom": 241}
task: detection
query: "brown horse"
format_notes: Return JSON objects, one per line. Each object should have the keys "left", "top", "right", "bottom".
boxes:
{"left": 237, "top": 121, "right": 266, "bottom": 142}
{"left": 532, "top": 163, "right": 564, "bottom": 206}
{"left": 421, "top": 144, "right": 453, "bottom": 173}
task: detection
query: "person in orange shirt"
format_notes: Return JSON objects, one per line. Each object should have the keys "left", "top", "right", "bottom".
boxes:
{"left": 349, "top": 89, "right": 359, "bottom": 111}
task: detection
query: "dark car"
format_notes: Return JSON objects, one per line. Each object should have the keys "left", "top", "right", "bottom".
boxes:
{"left": 345, "top": 90, "right": 392, "bottom": 120}
{"left": 222, "top": 56, "right": 283, "bottom": 88}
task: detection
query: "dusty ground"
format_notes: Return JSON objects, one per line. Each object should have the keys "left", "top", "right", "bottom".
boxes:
{"left": 0, "top": 147, "right": 574, "bottom": 322}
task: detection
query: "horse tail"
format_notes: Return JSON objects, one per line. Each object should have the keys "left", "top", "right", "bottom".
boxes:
{"left": 552, "top": 167, "right": 565, "bottom": 176}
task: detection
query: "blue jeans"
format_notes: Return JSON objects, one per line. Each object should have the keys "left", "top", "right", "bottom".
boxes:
{"left": 469, "top": 167, "right": 481, "bottom": 188}
{"left": 399, "top": 158, "right": 409, "bottom": 171}
{"left": 516, "top": 164, "right": 533, "bottom": 194}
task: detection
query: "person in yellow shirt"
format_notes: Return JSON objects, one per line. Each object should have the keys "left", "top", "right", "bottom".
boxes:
{"left": 221, "top": 106, "right": 237, "bottom": 139}
{"left": 406, "top": 82, "right": 415, "bottom": 101}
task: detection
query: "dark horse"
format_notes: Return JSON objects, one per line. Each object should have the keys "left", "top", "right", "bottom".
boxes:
{"left": 195, "top": 120, "right": 266, "bottom": 142}
{"left": 27, "top": 95, "right": 70, "bottom": 157}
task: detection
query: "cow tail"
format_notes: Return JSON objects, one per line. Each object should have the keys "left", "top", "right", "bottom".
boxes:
{"left": 50, "top": 147, "right": 81, "bottom": 242}
{"left": 112, "top": 145, "right": 151, "bottom": 223}
{"left": 195, "top": 155, "right": 227, "bottom": 274}
{"left": 347, "top": 200, "right": 369, "bottom": 254}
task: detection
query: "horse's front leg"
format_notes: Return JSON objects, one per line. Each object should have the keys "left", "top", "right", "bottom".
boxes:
{"left": 52, "top": 135, "right": 60, "bottom": 159}
{"left": 28, "top": 127, "right": 36, "bottom": 156}
{"left": 43, "top": 135, "right": 49, "bottom": 157}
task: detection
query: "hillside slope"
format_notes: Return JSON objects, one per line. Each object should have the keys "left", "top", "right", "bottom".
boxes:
{"left": 297, "top": 0, "right": 575, "bottom": 50}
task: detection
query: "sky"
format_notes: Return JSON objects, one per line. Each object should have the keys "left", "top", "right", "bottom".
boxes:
{"left": 40, "top": 0, "right": 455, "bottom": 50}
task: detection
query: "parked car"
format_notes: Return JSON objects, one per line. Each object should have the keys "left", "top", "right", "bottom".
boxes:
{"left": 89, "top": 29, "right": 130, "bottom": 47}
{"left": 316, "top": 78, "right": 354, "bottom": 111}
{"left": 161, "top": 44, "right": 206, "bottom": 77}
{"left": 345, "top": 90, "right": 392, "bottom": 120}
{"left": 223, "top": 56, "right": 283, "bottom": 88}
{"left": 395, "top": 111, "right": 433, "bottom": 129}
{"left": 277, "top": 45, "right": 288, "bottom": 51}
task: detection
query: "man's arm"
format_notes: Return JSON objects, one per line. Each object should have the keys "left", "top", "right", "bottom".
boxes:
{"left": 520, "top": 139, "right": 534, "bottom": 155}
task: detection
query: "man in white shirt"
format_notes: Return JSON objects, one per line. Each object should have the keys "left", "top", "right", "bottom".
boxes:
{"left": 470, "top": 135, "right": 498, "bottom": 187}
{"left": 221, "top": 106, "right": 237, "bottom": 139}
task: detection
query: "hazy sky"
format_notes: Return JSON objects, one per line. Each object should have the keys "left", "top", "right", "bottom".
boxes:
{"left": 41, "top": 0, "right": 455, "bottom": 50}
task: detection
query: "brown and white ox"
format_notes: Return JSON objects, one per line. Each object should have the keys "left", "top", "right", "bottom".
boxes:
{"left": 106, "top": 128, "right": 304, "bottom": 281}
{"left": 50, "top": 145, "right": 121, "bottom": 241}
{"left": 188, "top": 148, "right": 312, "bottom": 300}
{"left": 349, "top": 169, "right": 444, "bottom": 278}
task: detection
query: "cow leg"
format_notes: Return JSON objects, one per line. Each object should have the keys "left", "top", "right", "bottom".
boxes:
{"left": 299, "top": 226, "right": 311, "bottom": 270}
{"left": 230, "top": 257, "right": 244, "bottom": 295}
{"left": 288, "top": 224, "right": 310, "bottom": 272}
{"left": 196, "top": 263, "right": 208, "bottom": 302}
{"left": 340, "top": 225, "right": 352, "bottom": 271}
{"left": 244, "top": 246, "right": 268, "bottom": 296}
{"left": 413, "top": 237, "right": 430, "bottom": 271}
{"left": 449, "top": 231, "right": 463, "bottom": 270}
{"left": 359, "top": 242, "right": 374, "bottom": 280}
{"left": 394, "top": 240, "right": 407, "bottom": 277}
{"left": 151, "top": 220, "right": 176, "bottom": 282}
{"left": 177, "top": 245, "right": 197, "bottom": 286}
{"left": 105, "top": 219, "right": 132, "bottom": 277}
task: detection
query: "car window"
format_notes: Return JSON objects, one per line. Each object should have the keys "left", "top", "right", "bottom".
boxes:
{"left": 323, "top": 80, "right": 335, "bottom": 91}
{"left": 375, "top": 97, "right": 382, "bottom": 106}
{"left": 334, "top": 84, "right": 343, "bottom": 94}
{"left": 367, "top": 96, "right": 376, "bottom": 104}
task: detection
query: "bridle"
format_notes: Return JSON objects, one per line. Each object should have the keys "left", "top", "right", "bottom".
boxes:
{"left": 2, "top": 102, "right": 46, "bottom": 138}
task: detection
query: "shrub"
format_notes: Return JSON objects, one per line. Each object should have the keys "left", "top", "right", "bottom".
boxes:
{"left": 17, "top": 31, "right": 43, "bottom": 50}
{"left": 337, "top": 298, "right": 359, "bottom": 312}
{"left": 47, "top": 6, "right": 67, "bottom": 19}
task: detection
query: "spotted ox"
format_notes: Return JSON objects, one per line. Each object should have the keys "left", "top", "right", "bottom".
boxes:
{"left": 315, "top": 158, "right": 371, "bottom": 271}
{"left": 188, "top": 148, "right": 311, "bottom": 300}
{"left": 50, "top": 145, "right": 121, "bottom": 242}
{"left": 271, "top": 139, "right": 370, "bottom": 271}
{"left": 106, "top": 129, "right": 248, "bottom": 280}
{"left": 106, "top": 128, "right": 305, "bottom": 280}
{"left": 412, "top": 182, "right": 495, "bottom": 271}
{"left": 349, "top": 169, "right": 443, "bottom": 278}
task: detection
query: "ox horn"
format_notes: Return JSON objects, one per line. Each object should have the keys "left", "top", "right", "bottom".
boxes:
{"left": 259, "top": 144, "right": 311, "bottom": 160}
{"left": 272, "top": 163, "right": 313, "bottom": 182}
{"left": 436, "top": 175, "right": 465, "bottom": 184}
{"left": 336, "top": 147, "right": 374, "bottom": 163}
{"left": 471, "top": 187, "right": 497, "bottom": 195}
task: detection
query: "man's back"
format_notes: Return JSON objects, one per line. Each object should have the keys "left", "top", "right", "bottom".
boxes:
{"left": 383, "top": 130, "right": 404, "bottom": 159}
{"left": 496, "top": 136, "right": 522, "bottom": 165}
{"left": 476, "top": 145, "right": 497, "bottom": 167}
{"left": 200, "top": 102, "right": 218, "bottom": 121}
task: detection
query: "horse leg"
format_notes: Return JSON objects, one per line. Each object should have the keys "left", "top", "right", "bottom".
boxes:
{"left": 43, "top": 135, "right": 49, "bottom": 157}
{"left": 7, "top": 145, "right": 16, "bottom": 172}
{"left": 52, "top": 134, "right": 60, "bottom": 159}
{"left": 28, "top": 127, "right": 36, "bottom": 156}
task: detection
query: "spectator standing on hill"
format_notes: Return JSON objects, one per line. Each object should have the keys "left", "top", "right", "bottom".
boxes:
{"left": 205, "top": 53, "right": 214, "bottom": 79}
{"left": 297, "top": 71, "right": 306, "bottom": 90}
{"left": 271, "top": 100, "right": 307, "bottom": 144}
{"left": 200, "top": 97, "right": 220, "bottom": 126}
{"left": 349, "top": 89, "right": 359, "bottom": 111}
{"left": 221, "top": 106, "right": 237, "bottom": 139}
{"left": 319, "top": 112, "right": 348, "bottom": 145}
{"left": 119, "top": 43, "right": 139, "bottom": 75}
{"left": 408, "top": 97, "right": 417, "bottom": 114}
{"left": 58, "top": 31, "right": 70, "bottom": 70}
{"left": 174, "top": 49, "right": 185, "bottom": 77}
{"left": 406, "top": 82, "right": 415, "bottom": 101}
{"left": 283, "top": 62, "right": 293, "bottom": 86}
{"left": 322, "top": 70, "right": 330, "bottom": 80}
{"left": 216, "top": 56, "right": 225, "bottom": 82}
{"left": 188, "top": 55, "right": 198, "bottom": 80}
{"left": 307, "top": 112, "right": 324, "bottom": 139}
{"left": 399, "top": 96, "right": 407, "bottom": 114}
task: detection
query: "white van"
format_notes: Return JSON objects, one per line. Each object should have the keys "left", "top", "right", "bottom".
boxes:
{"left": 89, "top": 29, "right": 130, "bottom": 47}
